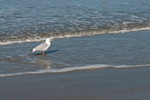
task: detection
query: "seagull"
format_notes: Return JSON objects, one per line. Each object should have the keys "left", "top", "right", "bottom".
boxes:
{"left": 31, "top": 38, "right": 54, "bottom": 55}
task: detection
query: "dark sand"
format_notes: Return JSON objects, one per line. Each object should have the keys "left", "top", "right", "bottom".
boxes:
{"left": 0, "top": 67, "right": 150, "bottom": 100}
{"left": 1, "top": 31, "right": 150, "bottom": 100}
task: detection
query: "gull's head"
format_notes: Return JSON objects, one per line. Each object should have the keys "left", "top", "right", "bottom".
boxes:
{"left": 46, "top": 37, "right": 54, "bottom": 42}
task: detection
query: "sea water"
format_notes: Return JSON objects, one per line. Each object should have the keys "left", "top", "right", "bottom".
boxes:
{"left": 0, "top": 0, "right": 150, "bottom": 44}
{"left": 0, "top": 30, "right": 150, "bottom": 77}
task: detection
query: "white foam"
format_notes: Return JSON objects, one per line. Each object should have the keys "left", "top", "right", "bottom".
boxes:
{"left": 0, "top": 38, "right": 45, "bottom": 46}
{"left": 1, "top": 27, "right": 150, "bottom": 46}
{"left": 0, "top": 64, "right": 149, "bottom": 78}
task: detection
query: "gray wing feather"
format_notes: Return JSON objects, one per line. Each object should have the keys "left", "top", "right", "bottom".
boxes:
{"left": 34, "top": 42, "right": 48, "bottom": 51}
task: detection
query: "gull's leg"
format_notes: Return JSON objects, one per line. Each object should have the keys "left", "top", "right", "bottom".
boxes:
{"left": 42, "top": 51, "right": 45, "bottom": 55}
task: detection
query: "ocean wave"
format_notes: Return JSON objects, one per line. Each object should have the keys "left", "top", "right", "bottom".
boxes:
{"left": 0, "top": 64, "right": 150, "bottom": 78}
{"left": 1, "top": 26, "right": 150, "bottom": 46}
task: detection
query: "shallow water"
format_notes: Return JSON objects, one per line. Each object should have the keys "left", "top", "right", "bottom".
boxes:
{"left": 0, "top": 31, "right": 150, "bottom": 77}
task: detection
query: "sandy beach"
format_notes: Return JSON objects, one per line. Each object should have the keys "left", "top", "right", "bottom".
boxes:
{"left": 0, "top": 67, "right": 150, "bottom": 100}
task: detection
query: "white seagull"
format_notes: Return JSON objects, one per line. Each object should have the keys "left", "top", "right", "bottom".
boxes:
{"left": 31, "top": 38, "right": 54, "bottom": 55}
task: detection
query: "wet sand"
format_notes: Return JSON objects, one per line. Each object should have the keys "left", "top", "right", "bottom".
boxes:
{"left": 1, "top": 31, "right": 150, "bottom": 100}
{"left": 0, "top": 67, "right": 150, "bottom": 100}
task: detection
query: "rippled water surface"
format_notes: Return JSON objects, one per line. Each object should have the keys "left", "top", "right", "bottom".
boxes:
{"left": 0, "top": 31, "right": 150, "bottom": 77}
{"left": 0, "top": 0, "right": 150, "bottom": 43}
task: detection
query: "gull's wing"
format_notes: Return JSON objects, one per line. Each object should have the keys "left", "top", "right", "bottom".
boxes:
{"left": 33, "top": 42, "right": 48, "bottom": 51}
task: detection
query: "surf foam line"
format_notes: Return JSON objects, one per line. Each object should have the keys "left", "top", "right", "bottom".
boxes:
{"left": 0, "top": 64, "right": 150, "bottom": 78}
{"left": 1, "top": 27, "right": 150, "bottom": 46}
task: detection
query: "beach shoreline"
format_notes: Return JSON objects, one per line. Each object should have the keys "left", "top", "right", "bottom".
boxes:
{"left": 1, "top": 30, "right": 150, "bottom": 100}
{"left": 1, "top": 0, "right": 150, "bottom": 99}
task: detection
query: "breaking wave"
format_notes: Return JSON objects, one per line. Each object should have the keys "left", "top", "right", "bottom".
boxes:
{"left": 1, "top": 25, "right": 150, "bottom": 46}
{"left": 0, "top": 64, "right": 150, "bottom": 77}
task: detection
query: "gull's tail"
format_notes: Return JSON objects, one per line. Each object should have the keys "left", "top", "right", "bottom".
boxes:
{"left": 31, "top": 49, "right": 36, "bottom": 52}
